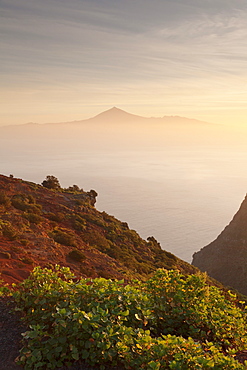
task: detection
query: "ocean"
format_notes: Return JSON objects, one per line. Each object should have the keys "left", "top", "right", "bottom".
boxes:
{"left": 2, "top": 144, "right": 247, "bottom": 263}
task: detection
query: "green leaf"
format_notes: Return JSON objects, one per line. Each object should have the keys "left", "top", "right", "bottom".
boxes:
{"left": 72, "top": 353, "right": 79, "bottom": 360}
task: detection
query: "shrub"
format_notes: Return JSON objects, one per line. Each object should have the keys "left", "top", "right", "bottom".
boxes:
{"left": 82, "top": 213, "right": 106, "bottom": 227}
{"left": 2, "top": 224, "right": 17, "bottom": 241}
{"left": 20, "top": 256, "right": 33, "bottom": 265}
{"left": 41, "top": 175, "right": 61, "bottom": 190}
{"left": 13, "top": 267, "right": 247, "bottom": 370}
{"left": 50, "top": 228, "right": 77, "bottom": 247}
{"left": 88, "top": 189, "right": 98, "bottom": 198}
{"left": 68, "top": 249, "right": 85, "bottom": 262}
{"left": 82, "top": 229, "right": 110, "bottom": 252}
{"left": 69, "top": 214, "right": 86, "bottom": 231}
{"left": 98, "top": 270, "right": 115, "bottom": 279}
{"left": 80, "top": 265, "right": 96, "bottom": 277}
{"left": 27, "top": 195, "right": 35, "bottom": 204}
{"left": 11, "top": 194, "right": 41, "bottom": 214}
{"left": 19, "top": 239, "right": 29, "bottom": 247}
{"left": 64, "top": 184, "right": 82, "bottom": 193}
{"left": 24, "top": 213, "right": 43, "bottom": 224}
{"left": 145, "top": 269, "right": 247, "bottom": 350}
{"left": 11, "top": 195, "right": 30, "bottom": 211}
{"left": 46, "top": 212, "right": 64, "bottom": 223}
{"left": 0, "top": 276, "right": 10, "bottom": 296}
{"left": 0, "top": 192, "right": 11, "bottom": 207}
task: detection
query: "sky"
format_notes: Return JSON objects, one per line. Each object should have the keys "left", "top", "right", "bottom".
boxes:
{"left": 1, "top": 0, "right": 247, "bottom": 126}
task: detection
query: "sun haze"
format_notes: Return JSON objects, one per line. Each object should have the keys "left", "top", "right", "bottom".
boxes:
{"left": 1, "top": 0, "right": 247, "bottom": 127}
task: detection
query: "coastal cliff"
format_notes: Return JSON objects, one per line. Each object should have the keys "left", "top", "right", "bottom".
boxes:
{"left": 192, "top": 194, "right": 247, "bottom": 295}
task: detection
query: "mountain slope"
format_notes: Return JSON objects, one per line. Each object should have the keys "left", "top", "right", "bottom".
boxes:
{"left": 87, "top": 106, "right": 147, "bottom": 123}
{"left": 0, "top": 107, "right": 228, "bottom": 164}
{"left": 192, "top": 194, "right": 247, "bottom": 295}
{"left": 0, "top": 174, "right": 197, "bottom": 284}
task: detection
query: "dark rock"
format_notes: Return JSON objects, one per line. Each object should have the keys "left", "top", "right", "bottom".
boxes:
{"left": 192, "top": 194, "right": 247, "bottom": 295}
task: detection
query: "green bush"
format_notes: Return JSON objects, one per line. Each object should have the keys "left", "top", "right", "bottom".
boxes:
{"left": 145, "top": 269, "right": 247, "bottom": 350}
{"left": 0, "top": 276, "right": 10, "bottom": 296}
{"left": 13, "top": 267, "right": 247, "bottom": 370}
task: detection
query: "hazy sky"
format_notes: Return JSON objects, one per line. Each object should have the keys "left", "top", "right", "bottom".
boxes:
{"left": 1, "top": 0, "right": 247, "bottom": 126}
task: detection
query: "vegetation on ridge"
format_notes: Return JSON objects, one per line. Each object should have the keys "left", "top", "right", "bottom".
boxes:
{"left": 1, "top": 174, "right": 247, "bottom": 368}
{"left": 4, "top": 265, "right": 246, "bottom": 369}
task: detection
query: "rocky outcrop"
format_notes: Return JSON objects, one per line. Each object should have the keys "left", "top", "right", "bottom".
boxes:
{"left": 192, "top": 194, "right": 247, "bottom": 295}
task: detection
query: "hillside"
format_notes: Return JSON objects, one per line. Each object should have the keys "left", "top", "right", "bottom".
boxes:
{"left": 192, "top": 194, "right": 247, "bottom": 295}
{"left": 1, "top": 174, "right": 247, "bottom": 369}
{"left": 0, "top": 174, "right": 197, "bottom": 285}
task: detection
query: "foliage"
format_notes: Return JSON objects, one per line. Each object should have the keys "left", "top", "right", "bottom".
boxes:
{"left": 0, "top": 276, "right": 10, "bottom": 296}
{"left": 24, "top": 212, "right": 43, "bottom": 224}
{"left": 145, "top": 269, "right": 247, "bottom": 349}
{"left": 68, "top": 213, "right": 86, "bottom": 231}
{"left": 64, "top": 184, "right": 83, "bottom": 193}
{"left": 67, "top": 249, "right": 86, "bottom": 262}
{"left": 82, "top": 212, "right": 106, "bottom": 227}
{"left": 13, "top": 266, "right": 247, "bottom": 369}
{"left": 20, "top": 256, "right": 33, "bottom": 265}
{"left": 87, "top": 189, "right": 98, "bottom": 198}
{"left": 0, "top": 191, "right": 11, "bottom": 207}
{"left": 82, "top": 228, "right": 111, "bottom": 251}
{"left": 45, "top": 212, "right": 65, "bottom": 223}
{"left": 49, "top": 228, "right": 77, "bottom": 247}
{"left": 11, "top": 194, "right": 42, "bottom": 214}
{"left": 41, "top": 175, "right": 61, "bottom": 190}
{"left": 0, "top": 221, "right": 18, "bottom": 240}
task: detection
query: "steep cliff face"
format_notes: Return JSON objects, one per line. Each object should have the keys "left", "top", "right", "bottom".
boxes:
{"left": 192, "top": 194, "right": 247, "bottom": 295}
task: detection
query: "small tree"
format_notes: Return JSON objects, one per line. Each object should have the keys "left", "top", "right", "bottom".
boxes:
{"left": 41, "top": 175, "right": 61, "bottom": 190}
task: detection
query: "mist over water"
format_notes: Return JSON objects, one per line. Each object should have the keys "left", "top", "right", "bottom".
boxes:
{"left": 1, "top": 148, "right": 247, "bottom": 262}
{"left": 1, "top": 112, "right": 247, "bottom": 262}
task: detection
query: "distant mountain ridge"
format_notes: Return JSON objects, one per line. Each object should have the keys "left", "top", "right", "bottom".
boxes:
{"left": 47, "top": 107, "right": 215, "bottom": 126}
{"left": 1, "top": 107, "right": 214, "bottom": 128}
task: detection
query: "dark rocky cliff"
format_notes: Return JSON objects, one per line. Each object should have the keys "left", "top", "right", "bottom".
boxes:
{"left": 192, "top": 194, "right": 247, "bottom": 295}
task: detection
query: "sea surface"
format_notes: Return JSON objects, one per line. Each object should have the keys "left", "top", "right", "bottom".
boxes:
{"left": 2, "top": 145, "right": 247, "bottom": 263}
